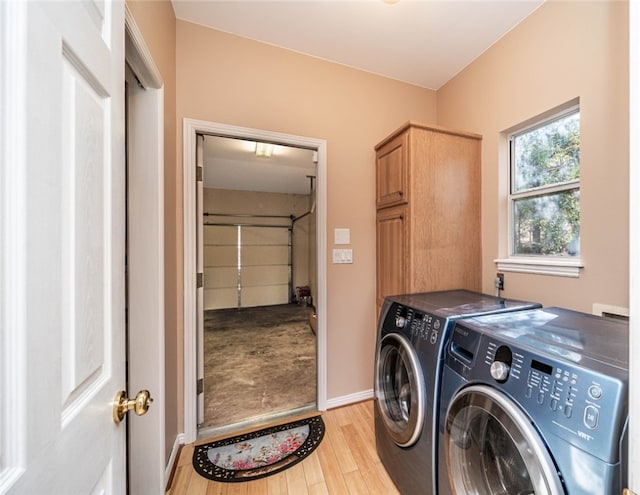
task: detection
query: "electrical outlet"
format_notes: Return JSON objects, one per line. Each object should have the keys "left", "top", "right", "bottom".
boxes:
{"left": 496, "top": 272, "right": 505, "bottom": 290}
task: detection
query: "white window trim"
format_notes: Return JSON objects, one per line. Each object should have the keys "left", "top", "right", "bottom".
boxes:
{"left": 494, "top": 257, "right": 583, "bottom": 278}
{"left": 498, "top": 100, "right": 583, "bottom": 277}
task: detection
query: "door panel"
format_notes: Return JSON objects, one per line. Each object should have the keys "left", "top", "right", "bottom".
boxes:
{"left": 1, "top": 1, "right": 126, "bottom": 493}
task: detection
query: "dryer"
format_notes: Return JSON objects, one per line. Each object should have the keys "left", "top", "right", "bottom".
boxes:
{"left": 438, "top": 307, "right": 628, "bottom": 495}
{"left": 374, "top": 290, "right": 540, "bottom": 495}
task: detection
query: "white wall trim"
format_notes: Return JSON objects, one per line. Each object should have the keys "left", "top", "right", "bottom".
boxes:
{"left": 183, "top": 118, "right": 328, "bottom": 444}
{"left": 628, "top": 0, "right": 639, "bottom": 489}
{"left": 164, "top": 433, "right": 185, "bottom": 489}
{"left": 0, "top": 1, "right": 27, "bottom": 491}
{"left": 124, "top": 5, "right": 162, "bottom": 90}
{"left": 592, "top": 303, "right": 629, "bottom": 319}
{"left": 326, "top": 389, "right": 374, "bottom": 410}
{"left": 124, "top": 11, "right": 166, "bottom": 494}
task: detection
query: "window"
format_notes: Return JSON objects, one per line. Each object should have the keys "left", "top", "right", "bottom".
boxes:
{"left": 509, "top": 108, "right": 580, "bottom": 258}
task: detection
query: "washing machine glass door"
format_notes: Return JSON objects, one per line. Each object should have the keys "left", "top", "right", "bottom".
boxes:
{"left": 445, "top": 385, "right": 564, "bottom": 495}
{"left": 375, "top": 333, "right": 425, "bottom": 447}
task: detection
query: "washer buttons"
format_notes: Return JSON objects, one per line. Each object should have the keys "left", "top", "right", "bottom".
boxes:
{"left": 584, "top": 405, "right": 599, "bottom": 429}
{"left": 588, "top": 385, "right": 603, "bottom": 400}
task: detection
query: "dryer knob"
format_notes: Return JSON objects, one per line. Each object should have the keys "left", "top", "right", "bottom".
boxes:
{"left": 395, "top": 316, "right": 407, "bottom": 328}
{"left": 490, "top": 361, "right": 510, "bottom": 382}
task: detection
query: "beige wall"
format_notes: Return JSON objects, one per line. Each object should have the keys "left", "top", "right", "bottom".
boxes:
{"left": 437, "top": 0, "right": 629, "bottom": 312}
{"left": 125, "top": 0, "right": 179, "bottom": 462}
{"left": 177, "top": 20, "right": 437, "bottom": 400}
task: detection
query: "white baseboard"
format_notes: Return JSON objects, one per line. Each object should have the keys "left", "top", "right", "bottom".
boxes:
{"left": 326, "top": 389, "right": 374, "bottom": 409}
{"left": 165, "top": 433, "right": 185, "bottom": 488}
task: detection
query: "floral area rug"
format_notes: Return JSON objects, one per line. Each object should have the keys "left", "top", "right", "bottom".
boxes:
{"left": 192, "top": 415, "right": 325, "bottom": 482}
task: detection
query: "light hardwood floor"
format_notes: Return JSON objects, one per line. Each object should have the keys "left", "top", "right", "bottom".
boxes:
{"left": 167, "top": 400, "right": 401, "bottom": 495}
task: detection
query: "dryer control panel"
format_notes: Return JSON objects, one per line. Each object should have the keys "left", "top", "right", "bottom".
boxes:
{"left": 448, "top": 323, "right": 627, "bottom": 464}
{"left": 382, "top": 303, "right": 446, "bottom": 348}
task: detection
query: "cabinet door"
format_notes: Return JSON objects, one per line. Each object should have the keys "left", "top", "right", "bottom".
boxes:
{"left": 376, "top": 132, "right": 409, "bottom": 208}
{"left": 376, "top": 206, "right": 409, "bottom": 312}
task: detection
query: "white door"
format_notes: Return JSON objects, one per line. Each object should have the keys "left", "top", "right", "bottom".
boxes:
{"left": 1, "top": 1, "right": 127, "bottom": 493}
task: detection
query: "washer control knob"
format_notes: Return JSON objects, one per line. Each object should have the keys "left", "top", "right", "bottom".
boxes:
{"left": 490, "top": 361, "right": 511, "bottom": 382}
{"left": 395, "top": 316, "right": 407, "bottom": 328}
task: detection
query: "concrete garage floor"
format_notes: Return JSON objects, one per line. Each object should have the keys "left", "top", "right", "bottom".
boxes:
{"left": 201, "top": 304, "right": 317, "bottom": 431}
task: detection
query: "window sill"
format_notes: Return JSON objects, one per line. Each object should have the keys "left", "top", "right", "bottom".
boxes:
{"left": 494, "top": 257, "right": 583, "bottom": 278}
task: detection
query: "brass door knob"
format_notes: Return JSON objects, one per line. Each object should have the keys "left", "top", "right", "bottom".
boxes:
{"left": 113, "top": 389, "right": 154, "bottom": 424}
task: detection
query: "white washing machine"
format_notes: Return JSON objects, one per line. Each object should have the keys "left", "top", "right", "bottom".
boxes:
{"left": 374, "top": 290, "right": 540, "bottom": 495}
{"left": 438, "top": 307, "right": 628, "bottom": 495}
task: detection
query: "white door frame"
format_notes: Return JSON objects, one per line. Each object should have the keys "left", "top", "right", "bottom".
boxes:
{"left": 124, "top": 7, "right": 167, "bottom": 492}
{"left": 628, "top": 1, "right": 638, "bottom": 490}
{"left": 182, "top": 118, "right": 328, "bottom": 444}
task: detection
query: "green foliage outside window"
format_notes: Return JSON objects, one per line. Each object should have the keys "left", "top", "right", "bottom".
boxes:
{"left": 511, "top": 110, "right": 580, "bottom": 256}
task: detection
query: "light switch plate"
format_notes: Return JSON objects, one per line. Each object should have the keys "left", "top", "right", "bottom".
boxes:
{"left": 334, "top": 228, "right": 350, "bottom": 245}
{"left": 332, "top": 248, "right": 353, "bottom": 264}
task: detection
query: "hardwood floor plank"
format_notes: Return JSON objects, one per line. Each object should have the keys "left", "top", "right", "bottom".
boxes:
{"left": 225, "top": 482, "right": 249, "bottom": 495}
{"left": 168, "top": 464, "right": 194, "bottom": 495}
{"left": 246, "top": 477, "right": 269, "bottom": 495}
{"left": 285, "top": 462, "right": 309, "bottom": 495}
{"left": 320, "top": 411, "right": 358, "bottom": 473}
{"left": 340, "top": 423, "right": 396, "bottom": 495}
{"left": 302, "top": 451, "right": 325, "bottom": 487}
{"left": 345, "top": 405, "right": 379, "bottom": 463}
{"left": 205, "top": 482, "right": 225, "bottom": 495}
{"left": 330, "top": 403, "right": 355, "bottom": 427}
{"left": 315, "top": 432, "right": 350, "bottom": 494}
{"left": 178, "top": 444, "right": 195, "bottom": 466}
{"left": 308, "top": 481, "right": 330, "bottom": 495}
{"left": 266, "top": 472, "right": 288, "bottom": 495}
{"left": 185, "top": 470, "right": 209, "bottom": 495}
{"left": 342, "top": 470, "right": 371, "bottom": 495}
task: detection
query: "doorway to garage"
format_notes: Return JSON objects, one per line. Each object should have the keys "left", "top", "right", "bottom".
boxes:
{"left": 182, "top": 119, "right": 327, "bottom": 443}
{"left": 200, "top": 135, "right": 317, "bottom": 432}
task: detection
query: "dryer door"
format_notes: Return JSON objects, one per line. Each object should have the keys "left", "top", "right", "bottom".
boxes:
{"left": 444, "top": 385, "right": 565, "bottom": 495}
{"left": 375, "top": 333, "right": 426, "bottom": 447}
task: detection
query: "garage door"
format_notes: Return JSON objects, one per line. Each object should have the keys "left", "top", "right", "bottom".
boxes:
{"left": 204, "top": 224, "right": 291, "bottom": 309}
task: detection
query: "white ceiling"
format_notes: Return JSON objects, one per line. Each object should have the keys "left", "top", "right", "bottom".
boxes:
{"left": 179, "top": 0, "right": 544, "bottom": 194}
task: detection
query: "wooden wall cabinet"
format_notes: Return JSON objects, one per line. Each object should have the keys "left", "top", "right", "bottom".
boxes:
{"left": 375, "top": 122, "right": 482, "bottom": 312}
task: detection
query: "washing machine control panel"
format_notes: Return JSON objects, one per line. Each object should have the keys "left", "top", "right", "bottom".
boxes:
{"left": 409, "top": 311, "right": 444, "bottom": 346}
{"left": 386, "top": 304, "right": 445, "bottom": 347}
{"left": 480, "top": 340, "right": 627, "bottom": 463}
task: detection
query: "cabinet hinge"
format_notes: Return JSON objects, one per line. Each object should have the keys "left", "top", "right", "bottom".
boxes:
{"left": 196, "top": 378, "right": 204, "bottom": 395}
{"left": 196, "top": 272, "right": 204, "bottom": 288}
{"left": 196, "top": 165, "right": 203, "bottom": 182}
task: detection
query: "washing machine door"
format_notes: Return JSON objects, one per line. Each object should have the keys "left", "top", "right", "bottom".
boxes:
{"left": 444, "top": 385, "right": 565, "bottom": 495}
{"left": 375, "top": 332, "right": 426, "bottom": 447}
